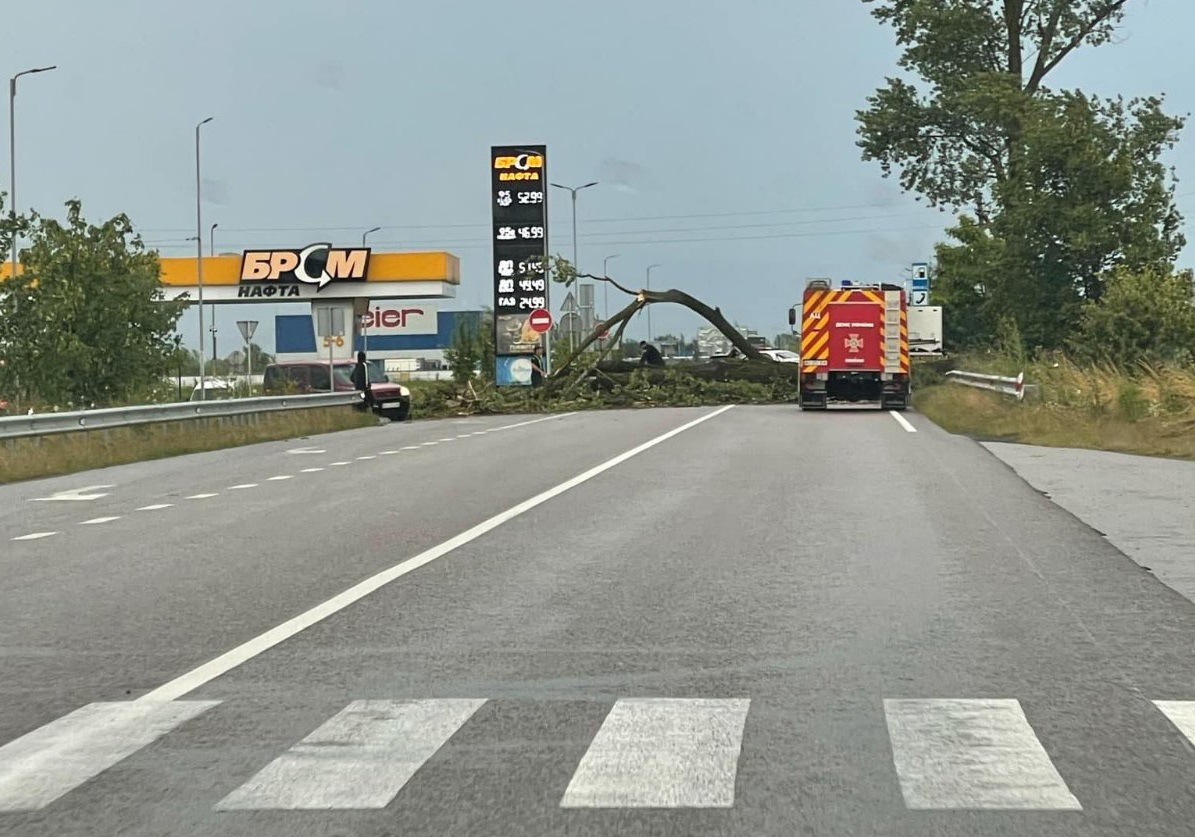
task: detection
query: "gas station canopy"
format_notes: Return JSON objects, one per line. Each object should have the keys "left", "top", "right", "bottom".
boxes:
{"left": 155, "top": 245, "right": 460, "bottom": 302}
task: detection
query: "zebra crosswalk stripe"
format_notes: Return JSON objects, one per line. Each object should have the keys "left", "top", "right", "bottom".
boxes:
{"left": 0, "top": 700, "right": 220, "bottom": 812}
{"left": 884, "top": 698, "right": 1082, "bottom": 810}
{"left": 214, "top": 698, "right": 486, "bottom": 811}
{"left": 559, "top": 697, "right": 750, "bottom": 808}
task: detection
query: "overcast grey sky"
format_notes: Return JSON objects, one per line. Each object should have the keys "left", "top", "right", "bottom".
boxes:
{"left": 7, "top": 0, "right": 1193, "bottom": 351}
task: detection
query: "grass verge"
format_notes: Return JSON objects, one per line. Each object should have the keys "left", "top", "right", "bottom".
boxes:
{"left": 1, "top": 406, "right": 376, "bottom": 485}
{"left": 914, "top": 355, "right": 1195, "bottom": 460}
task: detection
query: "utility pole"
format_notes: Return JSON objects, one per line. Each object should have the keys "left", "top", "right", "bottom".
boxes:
{"left": 195, "top": 116, "right": 213, "bottom": 399}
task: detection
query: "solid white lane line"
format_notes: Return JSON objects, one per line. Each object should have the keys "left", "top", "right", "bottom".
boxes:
{"left": 300, "top": 467, "right": 325, "bottom": 473}
{"left": 215, "top": 699, "right": 485, "bottom": 810}
{"left": 79, "top": 517, "right": 120, "bottom": 526}
{"left": 137, "top": 504, "right": 174, "bottom": 511}
{"left": 228, "top": 484, "right": 257, "bottom": 490}
{"left": 0, "top": 700, "right": 219, "bottom": 812}
{"left": 267, "top": 476, "right": 293, "bottom": 481}
{"left": 139, "top": 405, "right": 734, "bottom": 703}
{"left": 884, "top": 698, "right": 1080, "bottom": 810}
{"left": 889, "top": 411, "right": 917, "bottom": 433}
{"left": 560, "top": 698, "right": 750, "bottom": 808}
{"left": 187, "top": 493, "right": 219, "bottom": 500}
{"left": 11, "top": 532, "right": 56, "bottom": 541}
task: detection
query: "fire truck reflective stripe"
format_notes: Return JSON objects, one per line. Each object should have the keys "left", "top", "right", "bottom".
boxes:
{"left": 806, "top": 331, "right": 830, "bottom": 361}
{"left": 862, "top": 290, "right": 884, "bottom": 305}
{"left": 802, "top": 292, "right": 835, "bottom": 332}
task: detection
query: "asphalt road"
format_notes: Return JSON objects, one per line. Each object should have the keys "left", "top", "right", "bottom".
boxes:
{"left": 4, "top": 405, "right": 1195, "bottom": 836}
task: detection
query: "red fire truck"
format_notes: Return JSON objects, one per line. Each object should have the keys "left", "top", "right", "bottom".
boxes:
{"left": 787, "top": 279, "right": 910, "bottom": 410}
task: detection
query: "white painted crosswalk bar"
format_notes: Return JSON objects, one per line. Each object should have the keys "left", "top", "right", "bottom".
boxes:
{"left": 215, "top": 699, "right": 486, "bottom": 810}
{"left": 559, "top": 698, "right": 750, "bottom": 808}
{"left": 1153, "top": 701, "right": 1195, "bottom": 746}
{"left": 884, "top": 698, "right": 1081, "bottom": 810}
{"left": 0, "top": 700, "right": 220, "bottom": 811}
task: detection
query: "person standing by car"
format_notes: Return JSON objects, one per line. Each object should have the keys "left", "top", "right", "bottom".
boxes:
{"left": 351, "top": 351, "right": 374, "bottom": 409}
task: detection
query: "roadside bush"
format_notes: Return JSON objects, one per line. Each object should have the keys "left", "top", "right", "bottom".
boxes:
{"left": 1072, "top": 266, "right": 1195, "bottom": 366}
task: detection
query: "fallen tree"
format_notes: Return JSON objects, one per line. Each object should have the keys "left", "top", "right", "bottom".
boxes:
{"left": 541, "top": 257, "right": 776, "bottom": 391}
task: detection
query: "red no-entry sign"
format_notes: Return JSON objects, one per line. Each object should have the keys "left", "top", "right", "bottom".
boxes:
{"left": 528, "top": 308, "right": 553, "bottom": 333}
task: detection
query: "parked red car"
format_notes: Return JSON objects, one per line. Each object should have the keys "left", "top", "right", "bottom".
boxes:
{"left": 262, "top": 361, "right": 411, "bottom": 421}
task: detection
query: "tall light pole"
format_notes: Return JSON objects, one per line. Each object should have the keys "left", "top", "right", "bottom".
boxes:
{"left": 646, "top": 263, "right": 661, "bottom": 343}
{"left": 362, "top": 226, "right": 381, "bottom": 247}
{"left": 550, "top": 180, "right": 598, "bottom": 352}
{"left": 8, "top": 65, "right": 57, "bottom": 276}
{"left": 195, "top": 116, "right": 213, "bottom": 400}
{"left": 602, "top": 254, "right": 620, "bottom": 321}
{"left": 209, "top": 222, "right": 219, "bottom": 364}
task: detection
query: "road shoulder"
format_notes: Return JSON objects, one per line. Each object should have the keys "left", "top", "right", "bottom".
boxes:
{"left": 983, "top": 442, "right": 1195, "bottom": 604}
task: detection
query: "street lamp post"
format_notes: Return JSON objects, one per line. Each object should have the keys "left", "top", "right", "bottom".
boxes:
{"left": 8, "top": 65, "right": 56, "bottom": 413}
{"left": 195, "top": 117, "right": 213, "bottom": 400}
{"left": 602, "top": 254, "right": 620, "bottom": 322}
{"left": 362, "top": 226, "right": 381, "bottom": 247}
{"left": 549, "top": 180, "right": 598, "bottom": 352}
{"left": 209, "top": 222, "right": 219, "bottom": 364}
{"left": 646, "top": 264, "right": 662, "bottom": 343}
{"left": 8, "top": 65, "right": 56, "bottom": 277}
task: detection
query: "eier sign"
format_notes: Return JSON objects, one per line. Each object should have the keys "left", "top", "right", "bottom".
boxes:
{"left": 361, "top": 304, "right": 438, "bottom": 336}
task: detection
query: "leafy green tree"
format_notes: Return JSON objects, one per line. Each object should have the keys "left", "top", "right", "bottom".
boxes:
{"left": 859, "top": 0, "right": 1185, "bottom": 349}
{"left": 0, "top": 200, "right": 187, "bottom": 406}
{"left": 1072, "top": 266, "right": 1195, "bottom": 365}
{"left": 444, "top": 316, "right": 481, "bottom": 384}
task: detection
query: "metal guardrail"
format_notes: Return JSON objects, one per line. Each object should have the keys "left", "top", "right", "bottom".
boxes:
{"left": 0, "top": 391, "right": 363, "bottom": 440}
{"left": 945, "top": 370, "right": 1032, "bottom": 401}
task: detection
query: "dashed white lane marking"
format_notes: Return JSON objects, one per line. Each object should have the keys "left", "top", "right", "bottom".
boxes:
{"left": 329, "top": 461, "right": 351, "bottom": 466}
{"left": 300, "top": 467, "right": 325, "bottom": 473}
{"left": 455, "top": 435, "right": 472, "bottom": 439}
{"left": 421, "top": 442, "right": 438, "bottom": 446}
{"left": 401, "top": 446, "right": 420, "bottom": 451}
{"left": 469, "top": 431, "right": 487, "bottom": 436}
{"left": 356, "top": 455, "right": 377, "bottom": 460}
{"left": 889, "top": 411, "right": 917, "bottom": 433}
{"left": 437, "top": 438, "right": 455, "bottom": 443}
{"left": 11, "top": 532, "right": 57, "bottom": 541}
{"left": 884, "top": 698, "right": 1080, "bottom": 810}
{"left": 138, "top": 405, "right": 733, "bottom": 703}
{"left": 561, "top": 698, "right": 750, "bottom": 808}
{"left": 214, "top": 699, "right": 486, "bottom": 811}
{"left": 187, "top": 493, "right": 219, "bottom": 500}
{"left": 267, "top": 476, "right": 293, "bottom": 481}
{"left": 379, "top": 450, "right": 400, "bottom": 456}
{"left": 0, "top": 700, "right": 220, "bottom": 812}
{"left": 137, "top": 504, "right": 174, "bottom": 511}
{"left": 79, "top": 517, "right": 121, "bottom": 526}
{"left": 228, "top": 484, "right": 258, "bottom": 490}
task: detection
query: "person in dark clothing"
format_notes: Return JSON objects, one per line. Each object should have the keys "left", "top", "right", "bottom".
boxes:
{"left": 529, "top": 344, "right": 547, "bottom": 387}
{"left": 639, "top": 341, "right": 666, "bottom": 368}
{"left": 351, "top": 351, "right": 373, "bottom": 409}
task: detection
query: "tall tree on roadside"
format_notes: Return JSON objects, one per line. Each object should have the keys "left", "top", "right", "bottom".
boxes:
{"left": 857, "top": 0, "right": 1185, "bottom": 348}
{"left": 0, "top": 200, "right": 187, "bottom": 406}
